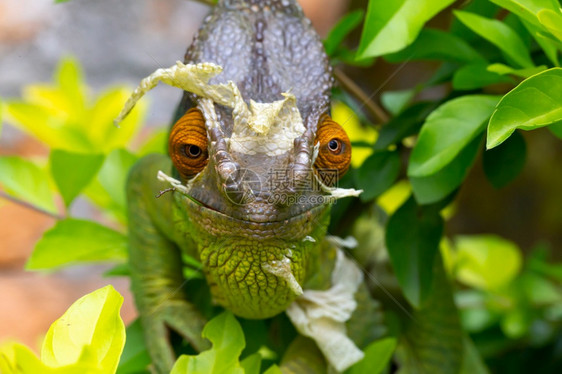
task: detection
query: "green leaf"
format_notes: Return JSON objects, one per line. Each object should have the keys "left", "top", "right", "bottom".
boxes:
{"left": 0, "top": 156, "right": 57, "bottom": 214}
{"left": 49, "top": 150, "right": 105, "bottom": 207}
{"left": 487, "top": 63, "right": 548, "bottom": 78}
{"left": 489, "top": 0, "right": 561, "bottom": 27}
{"left": 357, "top": 0, "right": 455, "bottom": 58}
{"left": 355, "top": 151, "right": 401, "bottom": 202}
{"left": 460, "top": 336, "right": 490, "bottom": 374}
{"left": 324, "top": 10, "right": 364, "bottom": 56}
{"left": 105, "top": 263, "right": 131, "bottom": 278}
{"left": 408, "top": 95, "right": 499, "bottom": 177}
{"left": 454, "top": 235, "right": 522, "bottom": 291}
{"left": 450, "top": 0, "right": 499, "bottom": 39}
{"left": 395, "top": 254, "right": 463, "bottom": 374}
{"left": 483, "top": 130, "right": 526, "bottom": 188}
{"left": 171, "top": 312, "right": 245, "bottom": 374}
{"left": 240, "top": 353, "right": 262, "bottom": 374}
{"left": 96, "top": 148, "right": 138, "bottom": 212}
{"left": 349, "top": 337, "right": 396, "bottom": 374}
{"left": 263, "top": 365, "right": 283, "bottom": 374}
{"left": 410, "top": 134, "right": 482, "bottom": 204}
{"left": 385, "top": 28, "right": 485, "bottom": 63}
{"left": 500, "top": 307, "right": 530, "bottom": 338}
{"left": 381, "top": 89, "right": 417, "bottom": 115}
{"left": 117, "top": 319, "right": 151, "bottom": 374}
{"left": 374, "top": 101, "right": 436, "bottom": 151}
{"left": 521, "top": 19, "right": 560, "bottom": 67}
{"left": 454, "top": 11, "right": 535, "bottom": 68}
{"left": 538, "top": 9, "right": 562, "bottom": 42}
{"left": 487, "top": 68, "right": 562, "bottom": 149}
{"left": 27, "top": 218, "right": 127, "bottom": 270}
{"left": 41, "top": 285, "right": 125, "bottom": 372}
{"left": 452, "top": 63, "right": 514, "bottom": 90}
{"left": 386, "top": 196, "right": 444, "bottom": 307}
{"left": 549, "top": 121, "right": 562, "bottom": 139}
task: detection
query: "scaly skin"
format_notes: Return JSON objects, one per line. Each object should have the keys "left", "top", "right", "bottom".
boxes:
{"left": 126, "top": 1, "right": 348, "bottom": 373}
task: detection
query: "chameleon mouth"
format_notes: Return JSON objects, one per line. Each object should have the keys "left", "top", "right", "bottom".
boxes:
{"left": 183, "top": 192, "right": 330, "bottom": 225}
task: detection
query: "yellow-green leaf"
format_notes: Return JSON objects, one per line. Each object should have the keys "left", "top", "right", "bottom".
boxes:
{"left": 50, "top": 150, "right": 105, "bottom": 207}
{"left": 86, "top": 87, "right": 146, "bottom": 153}
{"left": 0, "top": 343, "right": 98, "bottom": 374}
{"left": 171, "top": 312, "right": 244, "bottom": 374}
{"left": 454, "top": 235, "right": 522, "bottom": 291}
{"left": 538, "top": 9, "right": 562, "bottom": 42}
{"left": 56, "top": 57, "right": 86, "bottom": 113}
{"left": 27, "top": 218, "right": 127, "bottom": 270}
{"left": 489, "top": 0, "right": 561, "bottom": 28}
{"left": 349, "top": 337, "right": 396, "bottom": 374}
{"left": 487, "top": 63, "right": 547, "bottom": 78}
{"left": 0, "top": 156, "right": 57, "bottom": 214}
{"left": 5, "top": 101, "right": 91, "bottom": 151}
{"left": 41, "top": 285, "right": 125, "bottom": 372}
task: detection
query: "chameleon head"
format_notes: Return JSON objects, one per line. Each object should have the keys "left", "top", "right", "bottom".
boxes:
{"left": 161, "top": 64, "right": 357, "bottom": 318}
{"left": 115, "top": 59, "right": 359, "bottom": 317}
{"left": 169, "top": 93, "right": 355, "bottom": 317}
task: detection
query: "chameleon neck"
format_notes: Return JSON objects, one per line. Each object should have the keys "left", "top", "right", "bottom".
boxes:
{"left": 173, "top": 193, "right": 331, "bottom": 318}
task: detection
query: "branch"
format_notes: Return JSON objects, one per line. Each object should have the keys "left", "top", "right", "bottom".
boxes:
{"left": 334, "top": 67, "right": 390, "bottom": 124}
{"left": 0, "top": 191, "right": 64, "bottom": 220}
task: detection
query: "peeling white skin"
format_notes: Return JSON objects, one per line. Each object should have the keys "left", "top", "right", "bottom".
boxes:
{"left": 230, "top": 93, "right": 305, "bottom": 155}
{"left": 319, "top": 180, "right": 363, "bottom": 199}
{"left": 287, "top": 246, "right": 364, "bottom": 372}
{"left": 326, "top": 235, "right": 358, "bottom": 249}
{"left": 262, "top": 257, "right": 304, "bottom": 296}
{"left": 156, "top": 170, "right": 196, "bottom": 195}
{"left": 115, "top": 61, "right": 305, "bottom": 156}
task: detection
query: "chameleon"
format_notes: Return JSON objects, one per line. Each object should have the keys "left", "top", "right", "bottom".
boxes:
{"left": 118, "top": 0, "right": 376, "bottom": 372}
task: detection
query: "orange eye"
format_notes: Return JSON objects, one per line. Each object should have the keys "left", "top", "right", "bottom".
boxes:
{"left": 169, "top": 108, "right": 209, "bottom": 179}
{"left": 314, "top": 114, "right": 351, "bottom": 184}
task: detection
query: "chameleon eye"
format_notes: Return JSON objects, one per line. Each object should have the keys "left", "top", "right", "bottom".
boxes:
{"left": 169, "top": 108, "right": 209, "bottom": 179}
{"left": 314, "top": 114, "right": 351, "bottom": 184}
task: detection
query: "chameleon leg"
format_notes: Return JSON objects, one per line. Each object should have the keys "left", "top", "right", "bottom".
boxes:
{"left": 126, "top": 154, "right": 209, "bottom": 374}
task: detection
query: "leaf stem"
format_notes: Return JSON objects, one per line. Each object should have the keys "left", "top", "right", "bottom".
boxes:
{"left": 334, "top": 67, "right": 390, "bottom": 124}
{"left": 0, "top": 191, "right": 64, "bottom": 220}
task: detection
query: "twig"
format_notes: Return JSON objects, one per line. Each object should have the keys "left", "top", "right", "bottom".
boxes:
{"left": 334, "top": 67, "right": 390, "bottom": 124}
{"left": 0, "top": 191, "right": 64, "bottom": 220}
{"left": 155, "top": 188, "right": 175, "bottom": 198}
